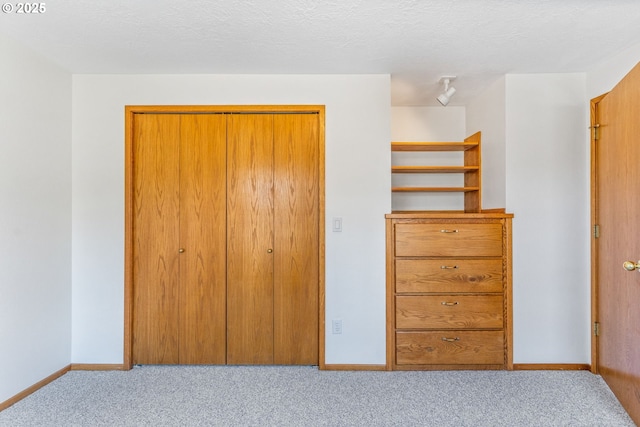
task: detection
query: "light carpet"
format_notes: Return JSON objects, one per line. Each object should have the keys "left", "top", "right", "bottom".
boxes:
{"left": 0, "top": 366, "right": 634, "bottom": 426}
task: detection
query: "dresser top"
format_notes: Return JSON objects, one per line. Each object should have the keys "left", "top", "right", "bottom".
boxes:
{"left": 386, "top": 210, "right": 514, "bottom": 219}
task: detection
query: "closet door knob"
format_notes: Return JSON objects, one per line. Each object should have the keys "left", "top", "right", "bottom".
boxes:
{"left": 267, "top": 249, "right": 273, "bottom": 253}
{"left": 179, "top": 248, "right": 185, "bottom": 253}
{"left": 623, "top": 260, "right": 640, "bottom": 271}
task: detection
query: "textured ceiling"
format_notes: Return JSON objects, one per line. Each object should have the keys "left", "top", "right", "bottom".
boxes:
{"left": 1, "top": 0, "right": 640, "bottom": 105}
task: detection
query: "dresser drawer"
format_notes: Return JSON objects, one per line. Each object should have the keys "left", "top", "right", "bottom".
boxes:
{"left": 396, "top": 259, "right": 503, "bottom": 293}
{"left": 396, "top": 295, "right": 503, "bottom": 329}
{"left": 394, "top": 223, "right": 503, "bottom": 257}
{"left": 396, "top": 330, "right": 505, "bottom": 365}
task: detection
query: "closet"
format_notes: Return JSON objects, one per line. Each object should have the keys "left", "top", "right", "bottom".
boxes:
{"left": 126, "top": 106, "right": 322, "bottom": 366}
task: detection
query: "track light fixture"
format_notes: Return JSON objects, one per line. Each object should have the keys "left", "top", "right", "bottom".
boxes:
{"left": 436, "top": 76, "right": 457, "bottom": 106}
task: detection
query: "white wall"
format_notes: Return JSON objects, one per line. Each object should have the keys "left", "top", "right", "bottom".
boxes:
{"left": 505, "top": 74, "right": 590, "bottom": 363}
{"left": 0, "top": 34, "right": 72, "bottom": 403}
{"left": 587, "top": 41, "right": 640, "bottom": 98}
{"left": 390, "top": 106, "right": 466, "bottom": 211}
{"left": 391, "top": 106, "right": 466, "bottom": 141}
{"left": 71, "top": 74, "right": 391, "bottom": 365}
{"left": 466, "top": 77, "right": 506, "bottom": 209}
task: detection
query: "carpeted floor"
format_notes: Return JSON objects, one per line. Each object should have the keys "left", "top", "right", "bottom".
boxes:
{"left": 0, "top": 366, "right": 634, "bottom": 426}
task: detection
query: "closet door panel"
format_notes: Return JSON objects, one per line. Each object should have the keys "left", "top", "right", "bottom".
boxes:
{"left": 132, "top": 114, "right": 181, "bottom": 364}
{"left": 227, "top": 114, "right": 275, "bottom": 364}
{"left": 178, "top": 114, "right": 227, "bottom": 364}
{"left": 273, "top": 114, "right": 319, "bottom": 364}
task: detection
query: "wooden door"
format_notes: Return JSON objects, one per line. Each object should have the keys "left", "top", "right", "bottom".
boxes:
{"left": 226, "top": 113, "right": 320, "bottom": 365}
{"left": 132, "top": 114, "right": 181, "bottom": 364}
{"left": 227, "top": 114, "right": 275, "bottom": 364}
{"left": 127, "top": 106, "right": 323, "bottom": 367}
{"left": 178, "top": 114, "right": 227, "bottom": 364}
{"left": 132, "top": 114, "right": 227, "bottom": 364}
{"left": 273, "top": 114, "right": 319, "bottom": 364}
{"left": 594, "top": 61, "right": 640, "bottom": 424}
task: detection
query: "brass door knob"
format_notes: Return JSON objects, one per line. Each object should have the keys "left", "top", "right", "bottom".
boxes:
{"left": 179, "top": 248, "right": 185, "bottom": 253}
{"left": 623, "top": 260, "right": 640, "bottom": 271}
{"left": 267, "top": 249, "right": 273, "bottom": 253}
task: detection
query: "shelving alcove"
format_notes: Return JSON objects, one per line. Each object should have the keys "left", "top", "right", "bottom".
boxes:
{"left": 391, "top": 131, "right": 481, "bottom": 213}
{"left": 386, "top": 131, "right": 514, "bottom": 371}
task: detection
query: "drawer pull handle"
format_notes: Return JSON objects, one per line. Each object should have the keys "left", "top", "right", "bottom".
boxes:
{"left": 440, "top": 265, "right": 458, "bottom": 269}
{"left": 441, "top": 337, "right": 460, "bottom": 342}
{"left": 440, "top": 229, "right": 459, "bottom": 233}
{"left": 441, "top": 301, "right": 459, "bottom": 306}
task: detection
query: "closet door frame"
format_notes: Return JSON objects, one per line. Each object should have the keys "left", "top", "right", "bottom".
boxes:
{"left": 123, "top": 105, "right": 326, "bottom": 369}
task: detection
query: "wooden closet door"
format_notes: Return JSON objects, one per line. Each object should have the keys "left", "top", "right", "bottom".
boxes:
{"left": 227, "top": 114, "right": 275, "bottom": 364}
{"left": 273, "top": 114, "right": 319, "bottom": 364}
{"left": 132, "top": 114, "right": 181, "bottom": 364}
{"left": 178, "top": 114, "right": 227, "bottom": 364}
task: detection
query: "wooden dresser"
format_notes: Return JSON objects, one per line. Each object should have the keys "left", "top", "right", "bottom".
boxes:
{"left": 385, "top": 212, "right": 513, "bottom": 370}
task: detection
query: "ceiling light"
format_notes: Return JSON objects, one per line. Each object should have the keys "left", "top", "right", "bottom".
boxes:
{"left": 436, "top": 76, "right": 457, "bottom": 106}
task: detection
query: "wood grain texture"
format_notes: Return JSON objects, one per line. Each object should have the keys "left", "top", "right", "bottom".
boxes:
{"left": 273, "top": 114, "right": 319, "bottom": 365}
{"left": 392, "top": 363, "right": 504, "bottom": 371}
{"left": 390, "top": 134, "right": 481, "bottom": 212}
{"left": 178, "top": 114, "right": 227, "bottom": 364}
{"left": 227, "top": 114, "right": 275, "bottom": 364}
{"left": 395, "top": 259, "right": 503, "bottom": 293}
{"left": 391, "top": 166, "right": 479, "bottom": 174}
{"left": 391, "top": 142, "right": 478, "bottom": 152}
{"left": 463, "top": 132, "right": 481, "bottom": 212}
{"left": 132, "top": 114, "right": 181, "bottom": 364}
{"left": 590, "top": 94, "right": 606, "bottom": 374}
{"left": 395, "top": 223, "right": 502, "bottom": 257}
{"left": 595, "top": 61, "right": 640, "bottom": 425}
{"left": 317, "top": 108, "right": 326, "bottom": 369}
{"left": 70, "top": 364, "right": 127, "bottom": 371}
{"left": 385, "top": 218, "right": 396, "bottom": 370}
{"left": 387, "top": 214, "right": 513, "bottom": 370}
{"left": 396, "top": 295, "right": 503, "bottom": 329}
{"left": 503, "top": 217, "right": 513, "bottom": 370}
{"left": 396, "top": 331, "right": 504, "bottom": 365}
{"left": 124, "top": 107, "right": 135, "bottom": 369}
{"left": 514, "top": 364, "right": 590, "bottom": 371}
{"left": 126, "top": 105, "right": 325, "bottom": 367}
{"left": 385, "top": 212, "right": 513, "bottom": 219}
{"left": 392, "top": 186, "right": 480, "bottom": 193}
{"left": 126, "top": 105, "right": 324, "bottom": 114}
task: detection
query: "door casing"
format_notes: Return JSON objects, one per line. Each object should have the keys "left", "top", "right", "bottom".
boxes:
{"left": 590, "top": 93, "right": 606, "bottom": 373}
{"left": 123, "top": 105, "right": 326, "bottom": 369}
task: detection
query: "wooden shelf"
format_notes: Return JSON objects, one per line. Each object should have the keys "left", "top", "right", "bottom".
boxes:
{"left": 390, "top": 132, "right": 482, "bottom": 213}
{"left": 392, "top": 166, "right": 479, "bottom": 174}
{"left": 392, "top": 187, "right": 480, "bottom": 193}
{"left": 391, "top": 142, "right": 479, "bottom": 152}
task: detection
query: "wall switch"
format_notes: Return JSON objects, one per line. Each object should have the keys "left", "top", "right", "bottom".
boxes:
{"left": 332, "top": 217, "right": 342, "bottom": 232}
{"left": 332, "top": 319, "right": 343, "bottom": 334}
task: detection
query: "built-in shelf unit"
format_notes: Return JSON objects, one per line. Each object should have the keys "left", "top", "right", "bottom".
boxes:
{"left": 391, "top": 132, "right": 481, "bottom": 213}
